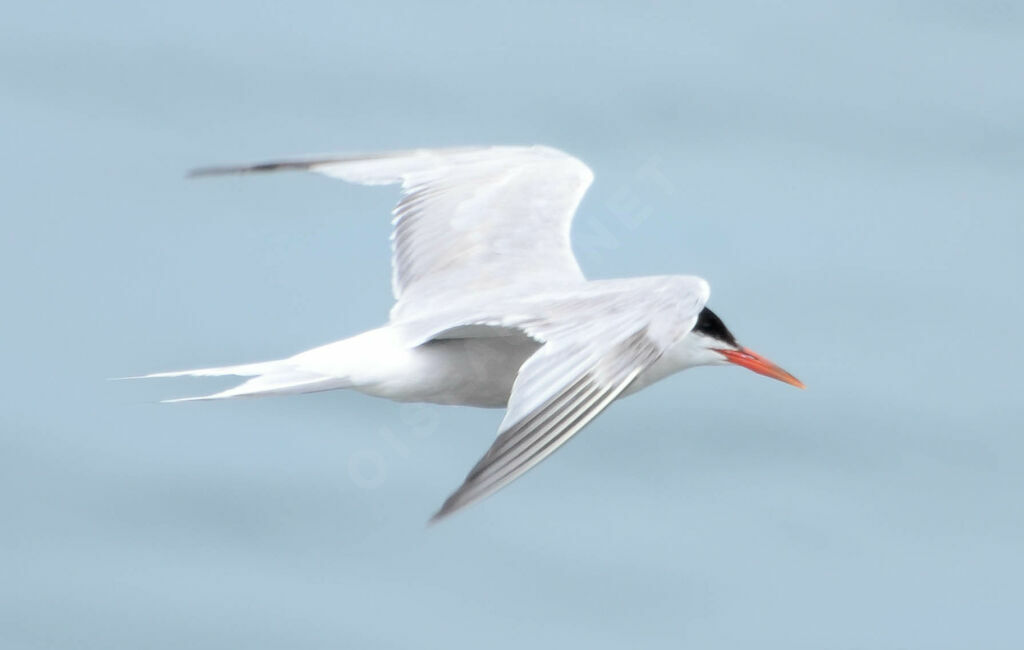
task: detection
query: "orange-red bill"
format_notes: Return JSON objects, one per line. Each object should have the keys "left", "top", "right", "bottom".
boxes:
{"left": 716, "top": 347, "right": 805, "bottom": 389}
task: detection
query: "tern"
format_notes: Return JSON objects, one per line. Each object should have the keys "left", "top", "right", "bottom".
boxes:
{"left": 134, "top": 146, "right": 803, "bottom": 522}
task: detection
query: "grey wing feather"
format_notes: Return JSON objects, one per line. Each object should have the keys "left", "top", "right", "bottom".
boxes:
{"left": 429, "top": 329, "right": 661, "bottom": 523}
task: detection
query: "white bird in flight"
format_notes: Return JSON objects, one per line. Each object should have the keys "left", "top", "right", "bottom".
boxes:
{"left": 134, "top": 145, "right": 803, "bottom": 522}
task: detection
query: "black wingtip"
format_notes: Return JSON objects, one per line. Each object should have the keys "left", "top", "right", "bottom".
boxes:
{"left": 186, "top": 159, "right": 328, "bottom": 179}
{"left": 186, "top": 164, "right": 258, "bottom": 179}
{"left": 186, "top": 165, "right": 235, "bottom": 179}
{"left": 426, "top": 502, "right": 455, "bottom": 526}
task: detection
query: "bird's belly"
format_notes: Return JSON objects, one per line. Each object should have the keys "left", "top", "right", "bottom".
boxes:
{"left": 355, "top": 334, "right": 540, "bottom": 408}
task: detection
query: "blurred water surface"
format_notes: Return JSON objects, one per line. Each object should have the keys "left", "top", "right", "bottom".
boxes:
{"left": 2, "top": 1, "right": 1022, "bottom": 648}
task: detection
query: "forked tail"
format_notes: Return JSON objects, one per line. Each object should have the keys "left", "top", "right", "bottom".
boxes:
{"left": 118, "top": 359, "right": 350, "bottom": 402}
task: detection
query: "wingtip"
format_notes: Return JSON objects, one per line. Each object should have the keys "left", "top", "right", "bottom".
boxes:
{"left": 186, "top": 165, "right": 241, "bottom": 179}
{"left": 186, "top": 159, "right": 326, "bottom": 179}
{"left": 426, "top": 506, "right": 450, "bottom": 526}
{"left": 426, "top": 496, "right": 462, "bottom": 525}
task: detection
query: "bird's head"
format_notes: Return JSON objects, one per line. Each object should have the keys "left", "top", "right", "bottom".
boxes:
{"left": 685, "top": 307, "right": 804, "bottom": 388}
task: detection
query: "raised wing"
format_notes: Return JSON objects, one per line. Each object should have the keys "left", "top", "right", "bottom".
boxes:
{"left": 429, "top": 276, "right": 710, "bottom": 522}
{"left": 191, "top": 146, "right": 594, "bottom": 317}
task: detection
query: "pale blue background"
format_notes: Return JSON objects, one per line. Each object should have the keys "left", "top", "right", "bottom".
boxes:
{"left": 2, "top": 1, "right": 1022, "bottom": 648}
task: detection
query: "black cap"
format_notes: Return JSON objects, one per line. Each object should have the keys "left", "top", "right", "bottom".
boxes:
{"left": 692, "top": 307, "right": 738, "bottom": 347}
